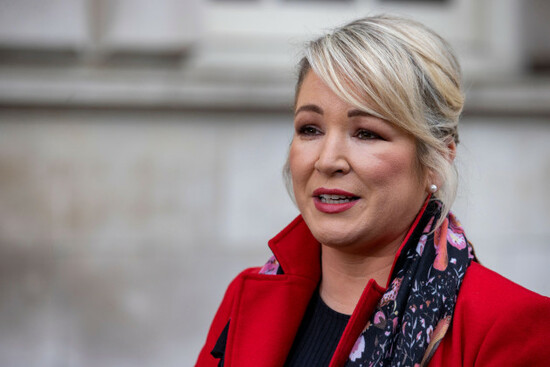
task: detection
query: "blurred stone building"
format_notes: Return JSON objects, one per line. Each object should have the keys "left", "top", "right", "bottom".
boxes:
{"left": 0, "top": 0, "right": 549, "bottom": 366}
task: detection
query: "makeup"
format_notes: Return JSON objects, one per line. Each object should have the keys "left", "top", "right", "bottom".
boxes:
{"left": 313, "top": 188, "right": 360, "bottom": 214}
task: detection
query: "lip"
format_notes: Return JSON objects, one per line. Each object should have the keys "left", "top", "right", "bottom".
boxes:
{"left": 312, "top": 187, "right": 360, "bottom": 214}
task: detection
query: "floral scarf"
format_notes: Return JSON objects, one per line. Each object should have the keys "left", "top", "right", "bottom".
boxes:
{"left": 345, "top": 200, "right": 475, "bottom": 366}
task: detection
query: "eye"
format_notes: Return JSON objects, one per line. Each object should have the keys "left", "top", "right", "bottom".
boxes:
{"left": 355, "top": 129, "right": 381, "bottom": 140}
{"left": 297, "top": 124, "right": 322, "bottom": 137}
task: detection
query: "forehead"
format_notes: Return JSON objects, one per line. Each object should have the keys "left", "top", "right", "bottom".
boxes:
{"left": 296, "top": 70, "right": 387, "bottom": 118}
{"left": 295, "top": 71, "right": 390, "bottom": 125}
{"left": 295, "top": 71, "right": 353, "bottom": 112}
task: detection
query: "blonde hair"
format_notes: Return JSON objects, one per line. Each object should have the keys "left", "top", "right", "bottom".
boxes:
{"left": 285, "top": 15, "right": 464, "bottom": 227}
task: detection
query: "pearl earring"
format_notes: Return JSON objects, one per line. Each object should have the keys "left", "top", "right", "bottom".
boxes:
{"left": 429, "top": 184, "right": 438, "bottom": 193}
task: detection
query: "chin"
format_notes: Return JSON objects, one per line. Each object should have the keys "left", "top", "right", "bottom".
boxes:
{"left": 301, "top": 211, "right": 361, "bottom": 244}
{"left": 310, "top": 227, "right": 365, "bottom": 249}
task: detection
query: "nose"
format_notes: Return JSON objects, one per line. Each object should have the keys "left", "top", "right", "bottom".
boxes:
{"left": 314, "top": 133, "right": 350, "bottom": 175}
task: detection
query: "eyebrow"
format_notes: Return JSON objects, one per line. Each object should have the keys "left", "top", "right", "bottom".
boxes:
{"left": 294, "top": 104, "right": 323, "bottom": 116}
{"left": 294, "top": 105, "right": 376, "bottom": 119}
{"left": 347, "top": 109, "right": 376, "bottom": 118}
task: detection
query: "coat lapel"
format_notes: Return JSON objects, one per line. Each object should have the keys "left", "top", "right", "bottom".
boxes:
{"left": 227, "top": 274, "right": 317, "bottom": 367}
{"left": 225, "top": 216, "right": 321, "bottom": 367}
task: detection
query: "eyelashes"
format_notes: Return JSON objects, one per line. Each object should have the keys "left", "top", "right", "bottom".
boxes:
{"left": 297, "top": 125, "right": 322, "bottom": 136}
{"left": 355, "top": 129, "right": 382, "bottom": 140}
{"left": 296, "top": 124, "right": 382, "bottom": 141}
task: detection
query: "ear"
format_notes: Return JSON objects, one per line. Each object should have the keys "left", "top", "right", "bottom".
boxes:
{"left": 447, "top": 140, "right": 457, "bottom": 163}
{"left": 425, "top": 140, "right": 457, "bottom": 194}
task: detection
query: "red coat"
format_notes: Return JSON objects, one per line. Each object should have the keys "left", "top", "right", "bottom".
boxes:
{"left": 196, "top": 216, "right": 550, "bottom": 366}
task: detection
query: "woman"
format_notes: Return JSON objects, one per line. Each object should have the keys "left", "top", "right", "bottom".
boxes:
{"left": 196, "top": 16, "right": 550, "bottom": 367}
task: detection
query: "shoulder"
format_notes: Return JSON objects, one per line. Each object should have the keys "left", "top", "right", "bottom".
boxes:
{"left": 439, "top": 262, "right": 550, "bottom": 366}
{"left": 228, "top": 266, "right": 265, "bottom": 287}
{"left": 214, "top": 266, "right": 264, "bottom": 314}
{"left": 457, "top": 261, "right": 550, "bottom": 315}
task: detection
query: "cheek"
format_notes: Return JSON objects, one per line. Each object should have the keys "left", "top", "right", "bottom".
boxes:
{"left": 288, "top": 141, "right": 312, "bottom": 184}
{"left": 288, "top": 142, "right": 300, "bottom": 179}
{"left": 288, "top": 142, "right": 305, "bottom": 196}
{"left": 391, "top": 153, "right": 426, "bottom": 194}
{"left": 363, "top": 149, "right": 422, "bottom": 189}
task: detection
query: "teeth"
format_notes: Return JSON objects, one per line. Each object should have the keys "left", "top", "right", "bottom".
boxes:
{"left": 320, "top": 194, "right": 349, "bottom": 200}
{"left": 319, "top": 194, "right": 355, "bottom": 204}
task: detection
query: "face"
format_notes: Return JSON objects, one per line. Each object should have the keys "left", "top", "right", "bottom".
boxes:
{"left": 290, "top": 71, "right": 429, "bottom": 255}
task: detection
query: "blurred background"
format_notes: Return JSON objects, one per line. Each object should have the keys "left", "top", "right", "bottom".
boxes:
{"left": 0, "top": 0, "right": 549, "bottom": 366}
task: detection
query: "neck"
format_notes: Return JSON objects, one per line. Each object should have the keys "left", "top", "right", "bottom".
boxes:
{"left": 319, "top": 241, "right": 401, "bottom": 315}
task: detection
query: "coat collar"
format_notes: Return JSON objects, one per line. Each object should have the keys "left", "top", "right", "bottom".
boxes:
{"left": 267, "top": 215, "right": 321, "bottom": 281}
{"left": 224, "top": 216, "right": 322, "bottom": 367}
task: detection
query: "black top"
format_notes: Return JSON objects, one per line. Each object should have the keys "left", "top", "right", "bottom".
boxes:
{"left": 285, "top": 290, "right": 351, "bottom": 366}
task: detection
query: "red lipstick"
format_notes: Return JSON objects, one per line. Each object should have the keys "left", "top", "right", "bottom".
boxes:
{"left": 312, "top": 188, "right": 359, "bottom": 214}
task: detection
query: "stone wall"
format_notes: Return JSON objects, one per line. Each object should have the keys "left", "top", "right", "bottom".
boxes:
{"left": 1, "top": 108, "right": 549, "bottom": 366}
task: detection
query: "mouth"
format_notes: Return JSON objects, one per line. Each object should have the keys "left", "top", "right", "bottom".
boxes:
{"left": 317, "top": 194, "right": 360, "bottom": 204}
{"left": 312, "top": 188, "right": 360, "bottom": 213}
